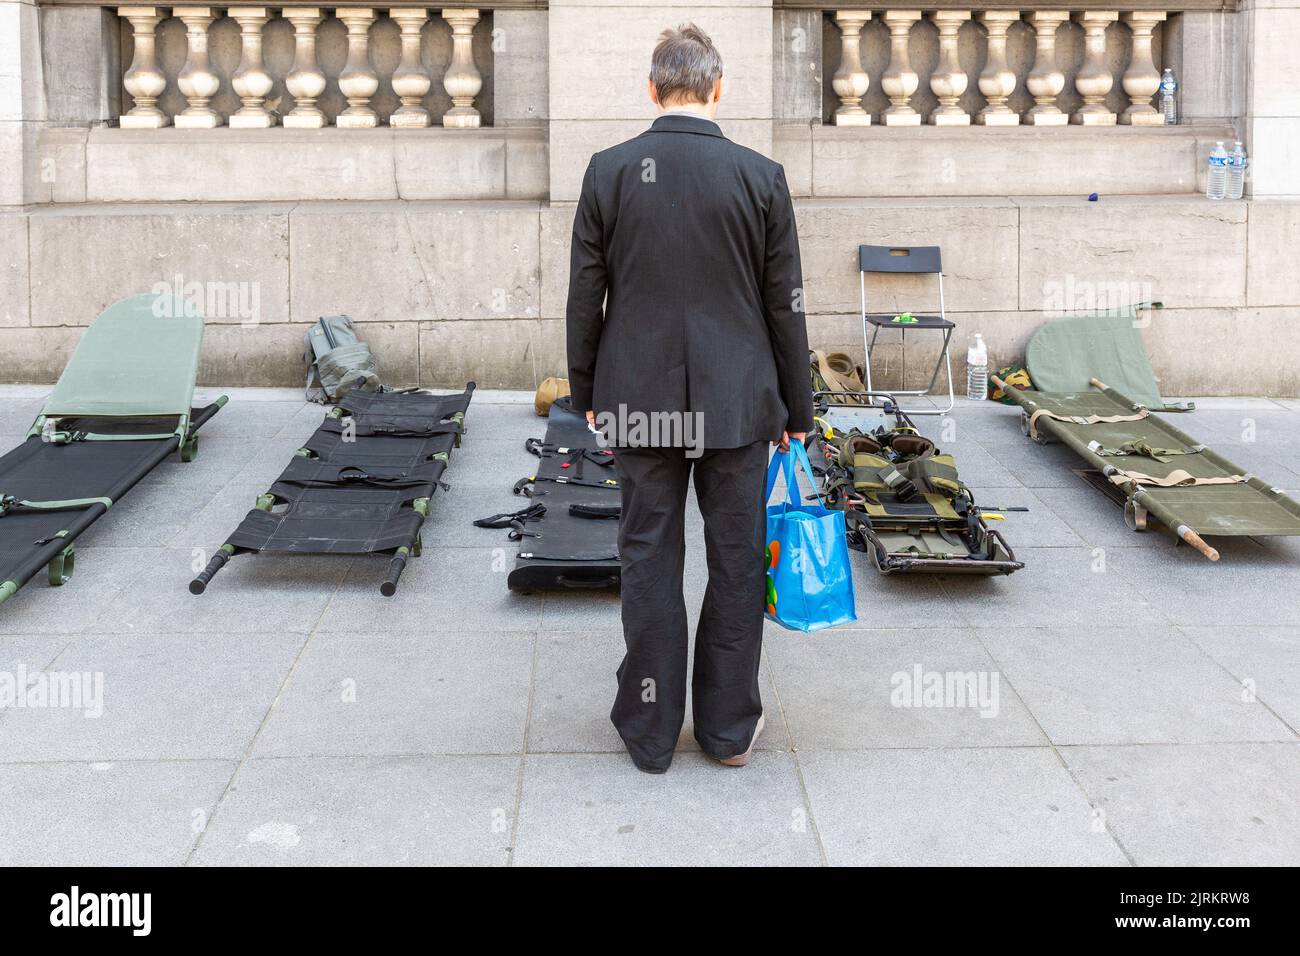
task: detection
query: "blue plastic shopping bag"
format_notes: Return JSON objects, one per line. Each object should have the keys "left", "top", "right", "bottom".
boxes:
{"left": 763, "top": 439, "right": 857, "bottom": 632}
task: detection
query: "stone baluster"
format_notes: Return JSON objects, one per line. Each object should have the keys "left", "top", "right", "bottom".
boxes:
{"left": 119, "top": 7, "right": 169, "bottom": 129}
{"left": 284, "top": 8, "right": 327, "bottom": 128}
{"left": 391, "top": 9, "right": 433, "bottom": 127}
{"left": 442, "top": 8, "right": 483, "bottom": 128}
{"left": 1120, "top": 11, "right": 1168, "bottom": 125}
{"left": 1024, "top": 10, "right": 1069, "bottom": 126}
{"left": 284, "top": 7, "right": 327, "bottom": 127}
{"left": 975, "top": 11, "right": 1019, "bottom": 126}
{"left": 337, "top": 8, "right": 379, "bottom": 128}
{"left": 880, "top": 10, "right": 921, "bottom": 126}
{"left": 1072, "top": 11, "right": 1118, "bottom": 124}
{"left": 929, "top": 10, "right": 970, "bottom": 126}
{"left": 831, "top": 11, "right": 872, "bottom": 126}
{"left": 174, "top": 7, "right": 220, "bottom": 128}
{"left": 447, "top": 8, "right": 488, "bottom": 128}
{"left": 230, "top": 7, "right": 274, "bottom": 128}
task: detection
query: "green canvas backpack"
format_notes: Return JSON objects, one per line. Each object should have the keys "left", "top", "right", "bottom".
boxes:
{"left": 304, "top": 314, "right": 381, "bottom": 403}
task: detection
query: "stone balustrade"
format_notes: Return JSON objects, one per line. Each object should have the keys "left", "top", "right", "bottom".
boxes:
{"left": 117, "top": 6, "right": 491, "bottom": 129}
{"left": 827, "top": 8, "right": 1172, "bottom": 127}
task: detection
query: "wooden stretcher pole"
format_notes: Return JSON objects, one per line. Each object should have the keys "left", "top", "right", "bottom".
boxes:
{"left": 1178, "top": 526, "right": 1221, "bottom": 562}
{"left": 1089, "top": 378, "right": 1108, "bottom": 390}
{"left": 1129, "top": 489, "right": 1221, "bottom": 561}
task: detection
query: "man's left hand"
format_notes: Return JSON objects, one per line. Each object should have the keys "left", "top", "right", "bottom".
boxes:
{"left": 776, "top": 431, "right": 806, "bottom": 452}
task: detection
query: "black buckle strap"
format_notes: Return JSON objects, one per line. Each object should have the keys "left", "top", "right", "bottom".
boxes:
{"left": 474, "top": 501, "right": 548, "bottom": 539}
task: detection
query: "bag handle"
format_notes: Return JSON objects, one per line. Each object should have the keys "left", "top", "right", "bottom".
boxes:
{"left": 764, "top": 438, "right": 824, "bottom": 508}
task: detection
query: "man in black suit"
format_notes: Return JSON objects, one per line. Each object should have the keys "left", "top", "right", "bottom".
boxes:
{"left": 566, "top": 23, "right": 813, "bottom": 774}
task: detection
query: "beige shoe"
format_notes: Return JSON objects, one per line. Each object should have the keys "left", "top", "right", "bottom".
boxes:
{"left": 719, "top": 714, "right": 765, "bottom": 767}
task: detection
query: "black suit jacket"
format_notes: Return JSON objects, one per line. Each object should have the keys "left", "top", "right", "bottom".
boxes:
{"left": 565, "top": 114, "right": 814, "bottom": 449}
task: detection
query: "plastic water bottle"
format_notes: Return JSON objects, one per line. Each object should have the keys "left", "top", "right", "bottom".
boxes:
{"left": 1206, "top": 142, "right": 1228, "bottom": 200}
{"left": 1227, "top": 141, "right": 1247, "bottom": 200}
{"left": 966, "top": 333, "right": 988, "bottom": 402}
{"left": 1160, "top": 69, "right": 1177, "bottom": 125}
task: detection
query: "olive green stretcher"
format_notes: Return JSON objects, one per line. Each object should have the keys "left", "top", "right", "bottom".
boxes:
{"left": 0, "top": 293, "right": 225, "bottom": 606}
{"left": 992, "top": 376, "right": 1300, "bottom": 561}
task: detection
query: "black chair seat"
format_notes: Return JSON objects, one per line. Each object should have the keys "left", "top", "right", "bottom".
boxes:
{"left": 866, "top": 313, "right": 954, "bottom": 330}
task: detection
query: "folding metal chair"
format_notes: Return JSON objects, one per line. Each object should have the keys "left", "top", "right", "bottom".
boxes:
{"left": 859, "top": 244, "right": 955, "bottom": 416}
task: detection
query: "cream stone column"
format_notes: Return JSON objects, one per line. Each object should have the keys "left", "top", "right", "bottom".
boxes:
{"left": 832, "top": 11, "right": 872, "bottom": 126}
{"left": 929, "top": 10, "right": 970, "bottom": 126}
{"left": 230, "top": 8, "right": 274, "bottom": 128}
{"left": 880, "top": 10, "right": 921, "bottom": 126}
{"left": 976, "top": 10, "right": 1019, "bottom": 126}
{"left": 1120, "top": 11, "right": 1167, "bottom": 126}
{"left": 1024, "top": 10, "right": 1068, "bottom": 126}
{"left": 391, "top": 9, "right": 433, "bottom": 128}
{"left": 337, "top": 8, "right": 379, "bottom": 128}
{"left": 441, "top": 8, "right": 483, "bottom": 128}
{"left": 284, "top": 8, "right": 326, "bottom": 128}
{"left": 1072, "top": 11, "right": 1118, "bottom": 125}
{"left": 119, "top": 7, "right": 169, "bottom": 129}
{"left": 174, "top": 7, "right": 221, "bottom": 128}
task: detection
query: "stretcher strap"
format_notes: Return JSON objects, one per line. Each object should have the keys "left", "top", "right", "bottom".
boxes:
{"left": 0, "top": 494, "right": 112, "bottom": 517}
{"left": 1027, "top": 406, "right": 1149, "bottom": 441}
{"left": 1088, "top": 439, "right": 1205, "bottom": 464}
{"left": 1106, "top": 468, "right": 1244, "bottom": 489}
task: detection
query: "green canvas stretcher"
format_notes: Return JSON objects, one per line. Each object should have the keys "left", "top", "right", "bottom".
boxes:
{"left": 0, "top": 293, "right": 226, "bottom": 606}
{"left": 1025, "top": 310, "right": 1192, "bottom": 412}
{"left": 992, "top": 375, "right": 1300, "bottom": 561}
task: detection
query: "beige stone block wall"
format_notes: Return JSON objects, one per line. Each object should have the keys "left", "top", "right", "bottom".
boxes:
{"left": 548, "top": 116, "right": 775, "bottom": 202}
{"left": 547, "top": 3, "right": 773, "bottom": 201}
{"left": 1246, "top": 199, "right": 1300, "bottom": 307}
{"left": 494, "top": 10, "right": 549, "bottom": 127}
{"left": 0, "top": 212, "right": 29, "bottom": 328}
{"left": 1017, "top": 196, "right": 1248, "bottom": 310}
{"left": 795, "top": 199, "right": 1020, "bottom": 314}
{"left": 26, "top": 205, "right": 292, "bottom": 326}
{"left": 419, "top": 317, "right": 566, "bottom": 389}
{"left": 68, "top": 128, "right": 547, "bottom": 203}
{"left": 287, "top": 201, "right": 542, "bottom": 323}
{"left": 1, "top": 196, "right": 1298, "bottom": 396}
{"left": 802, "top": 126, "right": 1224, "bottom": 199}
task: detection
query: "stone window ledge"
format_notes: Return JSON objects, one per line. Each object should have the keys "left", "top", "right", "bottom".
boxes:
{"left": 776, "top": 122, "right": 1237, "bottom": 198}
{"left": 35, "top": 126, "right": 547, "bottom": 204}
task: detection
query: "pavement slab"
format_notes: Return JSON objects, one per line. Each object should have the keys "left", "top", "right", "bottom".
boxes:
{"left": 1, "top": 387, "right": 1298, "bottom": 865}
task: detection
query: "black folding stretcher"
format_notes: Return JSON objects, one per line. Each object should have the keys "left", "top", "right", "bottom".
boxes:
{"left": 0, "top": 293, "right": 225, "bottom": 607}
{"left": 492, "top": 397, "right": 621, "bottom": 592}
{"left": 191, "top": 384, "right": 474, "bottom": 596}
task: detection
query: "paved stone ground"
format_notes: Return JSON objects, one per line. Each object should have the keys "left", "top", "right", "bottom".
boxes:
{"left": 0, "top": 384, "right": 1297, "bottom": 866}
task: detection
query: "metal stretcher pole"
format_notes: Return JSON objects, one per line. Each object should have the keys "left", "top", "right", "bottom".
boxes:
{"left": 380, "top": 546, "right": 411, "bottom": 597}
{"left": 189, "top": 544, "right": 234, "bottom": 594}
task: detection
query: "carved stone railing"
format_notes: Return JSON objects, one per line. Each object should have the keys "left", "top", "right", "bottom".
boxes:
{"left": 116, "top": 6, "right": 492, "bottom": 129}
{"left": 824, "top": 7, "right": 1181, "bottom": 127}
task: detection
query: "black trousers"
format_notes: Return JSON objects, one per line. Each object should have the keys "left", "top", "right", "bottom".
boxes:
{"left": 610, "top": 441, "right": 769, "bottom": 773}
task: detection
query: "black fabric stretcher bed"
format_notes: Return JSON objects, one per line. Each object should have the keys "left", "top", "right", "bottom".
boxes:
{"left": 494, "top": 397, "right": 621, "bottom": 592}
{"left": 191, "top": 384, "right": 474, "bottom": 596}
{"left": 0, "top": 293, "right": 225, "bottom": 607}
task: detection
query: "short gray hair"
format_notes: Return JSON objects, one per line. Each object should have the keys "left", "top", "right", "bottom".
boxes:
{"left": 649, "top": 23, "right": 723, "bottom": 106}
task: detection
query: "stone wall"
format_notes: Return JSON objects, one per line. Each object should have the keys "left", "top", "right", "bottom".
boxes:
{"left": 3, "top": 192, "right": 1297, "bottom": 396}
{"left": 3, "top": 1, "right": 1300, "bottom": 397}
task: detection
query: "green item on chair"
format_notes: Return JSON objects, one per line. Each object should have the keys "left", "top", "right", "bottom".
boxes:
{"left": 892, "top": 312, "right": 918, "bottom": 324}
